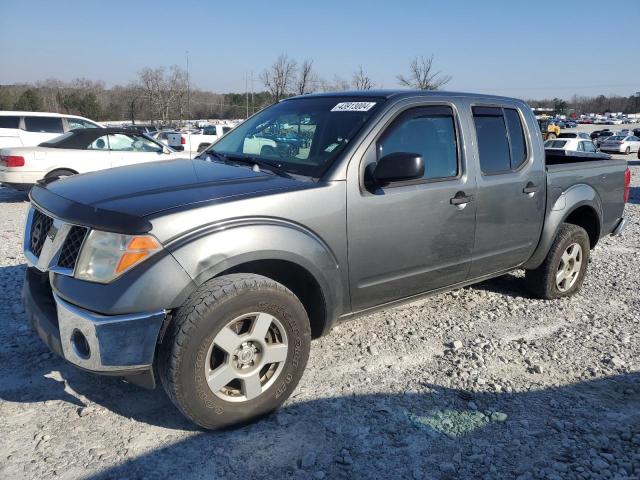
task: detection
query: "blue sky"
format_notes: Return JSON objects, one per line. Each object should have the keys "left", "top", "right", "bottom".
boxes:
{"left": 1, "top": 0, "right": 638, "bottom": 99}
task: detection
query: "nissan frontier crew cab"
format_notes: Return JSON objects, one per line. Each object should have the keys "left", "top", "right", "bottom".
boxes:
{"left": 22, "top": 91, "right": 630, "bottom": 429}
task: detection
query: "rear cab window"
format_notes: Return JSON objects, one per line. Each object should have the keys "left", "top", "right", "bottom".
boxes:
{"left": 0, "top": 116, "right": 21, "bottom": 129}
{"left": 472, "top": 106, "right": 529, "bottom": 173}
{"left": 24, "top": 116, "right": 64, "bottom": 133}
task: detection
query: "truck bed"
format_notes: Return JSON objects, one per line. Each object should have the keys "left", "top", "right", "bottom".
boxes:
{"left": 545, "top": 157, "right": 627, "bottom": 236}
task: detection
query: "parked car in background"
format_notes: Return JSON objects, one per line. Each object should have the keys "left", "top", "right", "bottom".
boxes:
{"left": 544, "top": 138, "right": 609, "bottom": 158}
{"left": 154, "top": 130, "right": 184, "bottom": 151}
{"left": 181, "top": 124, "right": 233, "bottom": 157}
{"left": 564, "top": 120, "right": 577, "bottom": 128}
{"left": 558, "top": 132, "right": 591, "bottom": 139}
{"left": 0, "top": 127, "right": 183, "bottom": 190}
{"left": 599, "top": 135, "right": 640, "bottom": 155}
{"left": 594, "top": 131, "right": 615, "bottom": 147}
{"left": 124, "top": 124, "right": 160, "bottom": 136}
{"left": 0, "top": 111, "right": 102, "bottom": 149}
{"left": 590, "top": 129, "right": 611, "bottom": 140}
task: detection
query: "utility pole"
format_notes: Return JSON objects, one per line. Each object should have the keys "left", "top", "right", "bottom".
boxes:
{"left": 250, "top": 71, "right": 254, "bottom": 115}
{"left": 245, "top": 72, "right": 249, "bottom": 119}
{"left": 186, "top": 50, "right": 190, "bottom": 121}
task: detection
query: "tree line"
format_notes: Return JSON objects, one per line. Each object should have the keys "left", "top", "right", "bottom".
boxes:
{"left": 1, "top": 53, "right": 637, "bottom": 123}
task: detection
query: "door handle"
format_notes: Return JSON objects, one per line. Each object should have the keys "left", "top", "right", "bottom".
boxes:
{"left": 450, "top": 191, "right": 473, "bottom": 206}
{"left": 523, "top": 182, "right": 539, "bottom": 194}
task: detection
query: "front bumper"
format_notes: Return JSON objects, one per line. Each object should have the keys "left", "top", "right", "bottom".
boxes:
{"left": 22, "top": 268, "right": 165, "bottom": 380}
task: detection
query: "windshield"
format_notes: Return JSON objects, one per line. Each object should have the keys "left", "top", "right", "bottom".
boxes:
{"left": 206, "top": 96, "right": 384, "bottom": 178}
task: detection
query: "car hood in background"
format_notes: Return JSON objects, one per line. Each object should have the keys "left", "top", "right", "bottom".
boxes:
{"left": 30, "top": 159, "right": 314, "bottom": 233}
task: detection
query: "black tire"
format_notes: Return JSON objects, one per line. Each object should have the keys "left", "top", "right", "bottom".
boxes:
{"left": 625, "top": 147, "right": 630, "bottom": 155}
{"left": 260, "top": 145, "right": 277, "bottom": 157}
{"left": 158, "top": 273, "right": 311, "bottom": 429}
{"left": 197, "top": 143, "right": 211, "bottom": 153}
{"left": 525, "top": 223, "right": 590, "bottom": 300}
{"left": 547, "top": 133, "right": 557, "bottom": 140}
{"left": 45, "top": 169, "right": 77, "bottom": 181}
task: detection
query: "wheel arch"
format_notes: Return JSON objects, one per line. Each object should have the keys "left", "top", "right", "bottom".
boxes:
{"left": 167, "top": 221, "right": 345, "bottom": 338}
{"left": 523, "top": 183, "right": 603, "bottom": 270}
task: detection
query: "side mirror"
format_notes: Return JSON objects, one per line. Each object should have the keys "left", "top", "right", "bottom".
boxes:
{"left": 372, "top": 152, "right": 424, "bottom": 184}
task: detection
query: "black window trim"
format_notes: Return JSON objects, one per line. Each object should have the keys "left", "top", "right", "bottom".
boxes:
{"left": 471, "top": 103, "right": 532, "bottom": 177}
{"left": 370, "top": 103, "right": 463, "bottom": 189}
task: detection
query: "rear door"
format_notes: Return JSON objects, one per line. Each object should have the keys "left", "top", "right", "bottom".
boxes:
{"left": 0, "top": 115, "right": 23, "bottom": 148}
{"left": 20, "top": 116, "right": 65, "bottom": 146}
{"left": 347, "top": 103, "right": 477, "bottom": 311}
{"left": 469, "top": 105, "right": 546, "bottom": 277}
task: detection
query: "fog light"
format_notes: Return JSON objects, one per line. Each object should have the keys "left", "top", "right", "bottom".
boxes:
{"left": 71, "top": 329, "right": 90, "bottom": 359}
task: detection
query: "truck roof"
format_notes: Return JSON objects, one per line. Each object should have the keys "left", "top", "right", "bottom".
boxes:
{"left": 286, "top": 89, "right": 524, "bottom": 103}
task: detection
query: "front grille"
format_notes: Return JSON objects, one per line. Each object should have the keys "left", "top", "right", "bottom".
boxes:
{"left": 30, "top": 209, "right": 54, "bottom": 257}
{"left": 57, "top": 226, "right": 88, "bottom": 269}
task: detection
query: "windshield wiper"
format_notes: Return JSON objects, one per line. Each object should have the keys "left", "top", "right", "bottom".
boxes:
{"left": 207, "top": 151, "right": 293, "bottom": 179}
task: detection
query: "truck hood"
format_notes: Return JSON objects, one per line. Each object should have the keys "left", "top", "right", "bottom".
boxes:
{"left": 30, "top": 159, "right": 313, "bottom": 234}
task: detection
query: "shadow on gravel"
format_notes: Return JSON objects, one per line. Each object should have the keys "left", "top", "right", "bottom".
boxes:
{"left": 628, "top": 186, "right": 639, "bottom": 205}
{"left": 82, "top": 373, "right": 638, "bottom": 479}
{"left": 470, "top": 272, "right": 532, "bottom": 299}
{"left": 0, "top": 187, "right": 29, "bottom": 203}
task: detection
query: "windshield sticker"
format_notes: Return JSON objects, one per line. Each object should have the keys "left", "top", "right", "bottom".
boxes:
{"left": 331, "top": 102, "right": 376, "bottom": 112}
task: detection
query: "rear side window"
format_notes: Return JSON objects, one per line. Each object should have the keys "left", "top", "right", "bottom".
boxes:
{"left": 24, "top": 116, "right": 64, "bottom": 133}
{"left": 378, "top": 105, "right": 458, "bottom": 180}
{"left": 0, "top": 116, "right": 20, "bottom": 129}
{"left": 546, "top": 140, "right": 567, "bottom": 149}
{"left": 472, "top": 106, "right": 528, "bottom": 174}
{"left": 68, "top": 118, "right": 98, "bottom": 130}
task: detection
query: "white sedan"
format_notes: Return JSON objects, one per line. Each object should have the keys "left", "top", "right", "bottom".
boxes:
{"left": 0, "top": 127, "right": 185, "bottom": 190}
{"left": 599, "top": 135, "right": 640, "bottom": 155}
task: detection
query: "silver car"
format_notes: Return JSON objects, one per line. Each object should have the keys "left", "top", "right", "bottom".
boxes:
{"left": 599, "top": 135, "right": 640, "bottom": 154}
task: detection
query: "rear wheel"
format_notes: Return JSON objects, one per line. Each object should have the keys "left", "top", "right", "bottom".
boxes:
{"left": 547, "top": 133, "right": 557, "bottom": 140}
{"left": 525, "top": 223, "right": 590, "bottom": 299}
{"left": 197, "top": 143, "right": 211, "bottom": 153}
{"left": 625, "top": 146, "right": 631, "bottom": 155}
{"left": 44, "top": 169, "right": 77, "bottom": 182}
{"left": 159, "top": 273, "right": 311, "bottom": 429}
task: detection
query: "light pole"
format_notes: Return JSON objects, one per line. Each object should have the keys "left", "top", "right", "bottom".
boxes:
{"left": 186, "top": 50, "right": 190, "bottom": 121}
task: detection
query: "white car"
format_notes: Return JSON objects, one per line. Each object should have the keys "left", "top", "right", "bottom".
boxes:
{"left": 0, "top": 111, "right": 102, "bottom": 149}
{"left": 599, "top": 135, "right": 640, "bottom": 154}
{"left": 544, "top": 138, "right": 599, "bottom": 153}
{"left": 181, "top": 125, "right": 233, "bottom": 157}
{"left": 0, "top": 127, "right": 184, "bottom": 190}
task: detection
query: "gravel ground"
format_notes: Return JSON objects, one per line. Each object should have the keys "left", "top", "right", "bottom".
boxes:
{"left": 0, "top": 140, "right": 638, "bottom": 480}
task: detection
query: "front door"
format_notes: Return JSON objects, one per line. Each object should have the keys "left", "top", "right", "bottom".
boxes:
{"left": 468, "top": 106, "right": 546, "bottom": 277}
{"left": 347, "top": 105, "right": 477, "bottom": 312}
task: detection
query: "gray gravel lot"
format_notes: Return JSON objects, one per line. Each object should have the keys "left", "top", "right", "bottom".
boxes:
{"left": 0, "top": 130, "right": 638, "bottom": 479}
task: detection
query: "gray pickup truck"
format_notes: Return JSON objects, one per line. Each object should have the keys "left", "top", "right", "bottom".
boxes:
{"left": 22, "top": 91, "right": 630, "bottom": 429}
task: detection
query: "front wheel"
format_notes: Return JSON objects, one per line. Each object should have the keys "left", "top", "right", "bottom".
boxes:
{"left": 625, "top": 146, "right": 631, "bottom": 155}
{"left": 158, "top": 273, "right": 311, "bottom": 429}
{"left": 525, "top": 223, "right": 590, "bottom": 299}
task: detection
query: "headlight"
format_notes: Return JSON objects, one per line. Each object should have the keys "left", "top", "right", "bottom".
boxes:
{"left": 75, "top": 230, "right": 162, "bottom": 283}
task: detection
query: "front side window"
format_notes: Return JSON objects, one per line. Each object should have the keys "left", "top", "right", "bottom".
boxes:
{"left": 473, "top": 106, "right": 529, "bottom": 174}
{"left": 68, "top": 118, "right": 99, "bottom": 130}
{"left": 209, "top": 96, "right": 384, "bottom": 178}
{"left": 378, "top": 106, "right": 458, "bottom": 180}
{"left": 24, "top": 116, "right": 64, "bottom": 133}
{"left": 583, "top": 141, "right": 597, "bottom": 153}
{"left": 108, "top": 134, "right": 162, "bottom": 152}
{"left": 577, "top": 142, "right": 585, "bottom": 151}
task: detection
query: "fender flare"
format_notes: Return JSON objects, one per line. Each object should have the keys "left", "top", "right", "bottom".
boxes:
{"left": 523, "top": 183, "right": 603, "bottom": 270}
{"left": 166, "top": 218, "right": 344, "bottom": 324}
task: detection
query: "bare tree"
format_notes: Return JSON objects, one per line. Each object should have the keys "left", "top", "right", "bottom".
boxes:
{"left": 397, "top": 55, "right": 451, "bottom": 90}
{"left": 295, "top": 59, "right": 317, "bottom": 95}
{"left": 138, "top": 65, "right": 188, "bottom": 122}
{"left": 352, "top": 66, "right": 373, "bottom": 90}
{"left": 261, "top": 54, "right": 298, "bottom": 102}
